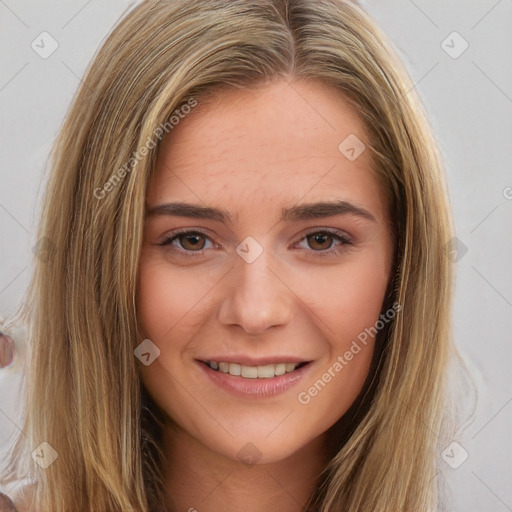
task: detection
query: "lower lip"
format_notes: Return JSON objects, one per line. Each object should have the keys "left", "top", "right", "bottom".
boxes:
{"left": 197, "top": 361, "right": 312, "bottom": 399}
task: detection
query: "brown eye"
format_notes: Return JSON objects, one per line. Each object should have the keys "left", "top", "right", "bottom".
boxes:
{"left": 177, "top": 233, "right": 206, "bottom": 251}
{"left": 306, "top": 232, "right": 335, "bottom": 251}
{"left": 296, "top": 229, "right": 353, "bottom": 257}
{"left": 157, "top": 230, "right": 214, "bottom": 254}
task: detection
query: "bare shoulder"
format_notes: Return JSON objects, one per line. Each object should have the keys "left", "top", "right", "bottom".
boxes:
{"left": 0, "top": 492, "right": 18, "bottom": 512}
{"left": 0, "top": 483, "right": 36, "bottom": 512}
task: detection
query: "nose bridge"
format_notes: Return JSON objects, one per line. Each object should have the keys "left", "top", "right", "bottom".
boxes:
{"left": 238, "top": 250, "right": 278, "bottom": 299}
{"left": 218, "top": 246, "right": 294, "bottom": 333}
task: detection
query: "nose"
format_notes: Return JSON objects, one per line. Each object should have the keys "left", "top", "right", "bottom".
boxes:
{"left": 217, "top": 250, "right": 294, "bottom": 334}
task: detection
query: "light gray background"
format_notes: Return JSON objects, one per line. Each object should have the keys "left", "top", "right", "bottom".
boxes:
{"left": 1, "top": 1, "right": 511, "bottom": 510}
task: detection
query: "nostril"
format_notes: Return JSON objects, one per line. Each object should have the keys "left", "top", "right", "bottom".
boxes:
{"left": 0, "top": 332, "right": 15, "bottom": 369}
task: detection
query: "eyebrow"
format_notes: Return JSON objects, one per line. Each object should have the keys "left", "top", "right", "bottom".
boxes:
{"left": 146, "top": 200, "right": 376, "bottom": 223}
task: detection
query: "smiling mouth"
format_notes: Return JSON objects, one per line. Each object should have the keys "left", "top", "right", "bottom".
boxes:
{"left": 203, "top": 360, "right": 310, "bottom": 379}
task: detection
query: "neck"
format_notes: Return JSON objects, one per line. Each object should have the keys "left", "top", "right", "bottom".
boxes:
{"left": 161, "top": 422, "right": 329, "bottom": 512}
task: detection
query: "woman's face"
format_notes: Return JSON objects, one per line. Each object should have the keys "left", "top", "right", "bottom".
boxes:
{"left": 136, "top": 79, "right": 394, "bottom": 464}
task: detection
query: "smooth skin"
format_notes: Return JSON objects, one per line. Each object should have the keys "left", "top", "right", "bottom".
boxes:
{"left": 136, "top": 78, "right": 394, "bottom": 512}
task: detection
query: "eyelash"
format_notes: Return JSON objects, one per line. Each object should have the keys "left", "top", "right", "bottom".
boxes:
{"left": 156, "top": 228, "right": 353, "bottom": 258}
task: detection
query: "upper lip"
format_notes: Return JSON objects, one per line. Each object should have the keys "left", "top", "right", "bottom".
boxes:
{"left": 197, "top": 356, "right": 311, "bottom": 366}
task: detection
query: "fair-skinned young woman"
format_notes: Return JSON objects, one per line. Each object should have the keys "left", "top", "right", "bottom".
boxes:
{"left": 1, "top": 1, "right": 472, "bottom": 511}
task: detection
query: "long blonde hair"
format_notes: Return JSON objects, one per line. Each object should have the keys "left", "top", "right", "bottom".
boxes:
{"left": 2, "top": 0, "right": 468, "bottom": 510}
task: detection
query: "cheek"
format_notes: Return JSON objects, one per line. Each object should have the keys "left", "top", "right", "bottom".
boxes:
{"left": 333, "top": 265, "right": 389, "bottom": 340}
{"left": 292, "top": 250, "right": 391, "bottom": 418}
{"left": 298, "top": 248, "right": 391, "bottom": 346}
{"left": 136, "top": 255, "right": 219, "bottom": 341}
{"left": 135, "top": 255, "right": 223, "bottom": 401}
{"left": 137, "top": 266, "right": 178, "bottom": 341}
{"left": 136, "top": 257, "right": 216, "bottom": 429}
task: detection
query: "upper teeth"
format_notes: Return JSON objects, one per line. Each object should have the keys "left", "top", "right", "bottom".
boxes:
{"left": 207, "top": 361, "right": 301, "bottom": 378}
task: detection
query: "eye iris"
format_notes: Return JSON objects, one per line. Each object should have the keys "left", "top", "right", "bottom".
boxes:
{"left": 180, "top": 233, "right": 205, "bottom": 251}
{"left": 308, "top": 233, "right": 333, "bottom": 251}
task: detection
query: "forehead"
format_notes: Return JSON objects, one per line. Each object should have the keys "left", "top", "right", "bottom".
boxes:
{"left": 149, "top": 79, "right": 386, "bottom": 219}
